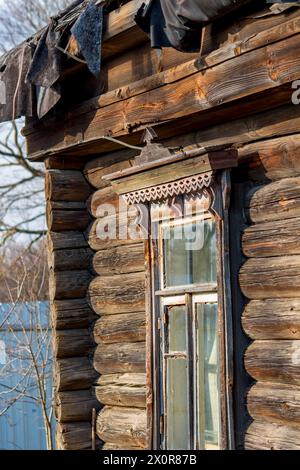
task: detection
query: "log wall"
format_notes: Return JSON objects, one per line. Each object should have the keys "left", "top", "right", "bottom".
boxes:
{"left": 85, "top": 152, "right": 147, "bottom": 450}
{"left": 40, "top": 2, "right": 300, "bottom": 451}
{"left": 45, "top": 158, "right": 99, "bottom": 450}
{"left": 238, "top": 137, "right": 300, "bottom": 450}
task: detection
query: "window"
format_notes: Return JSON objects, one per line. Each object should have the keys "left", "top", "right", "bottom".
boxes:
{"left": 150, "top": 177, "right": 233, "bottom": 450}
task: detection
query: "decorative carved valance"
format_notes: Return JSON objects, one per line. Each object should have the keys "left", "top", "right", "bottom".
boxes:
{"left": 122, "top": 172, "right": 214, "bottom": 205}
{"left": 103, "top": 128, "right": 238, "bottom": 205}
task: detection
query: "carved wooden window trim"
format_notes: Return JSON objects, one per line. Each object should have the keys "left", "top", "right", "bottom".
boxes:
{"left": 104, "top": 137, "right": 237, "bottom": 450}
{"left": 147, "top": 170, "right": 234, "bottom": 450}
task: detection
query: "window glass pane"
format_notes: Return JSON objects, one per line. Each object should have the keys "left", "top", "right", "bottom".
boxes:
{"left": 163, "top": 218, "right": 216, "bottom": 287}
{"left": 166, "top": 358, "right": 190, "bottom": 450}
{"left": 168, "top": 306, "right": 187, "bottom": 352}
{"left": 196, "top": 303, "right": 220, "bottom": 450}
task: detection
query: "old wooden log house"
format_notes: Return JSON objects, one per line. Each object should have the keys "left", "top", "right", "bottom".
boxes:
{"left": 2, "top": 0, "right": 300, "bottom": 450}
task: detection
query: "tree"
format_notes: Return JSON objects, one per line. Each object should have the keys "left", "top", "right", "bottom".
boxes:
{"left": 0, "top": 242, "right": 53, "bottom": 449}
{"left": 0, "top": 0, "right": 71, "bottom": 246}
{"left": 0, "top": 0, "right": 71, "bottom": 451}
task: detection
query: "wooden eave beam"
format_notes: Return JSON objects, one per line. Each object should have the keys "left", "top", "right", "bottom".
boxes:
{"left": 102, "top": 0, "right": 146, "bottom": 59}
{"left": 24, "top": 12, "right": 300, "bottom": 160}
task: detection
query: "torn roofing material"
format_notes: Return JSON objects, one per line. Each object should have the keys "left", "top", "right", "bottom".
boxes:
{"left": 0, "top": 0, "right": 116, "bottom": 122}
{"left": 135, "top": 0, "right": 255, "bottom": 52}
{"left": 0, "top": 0, "right": 296, "bottom": 125}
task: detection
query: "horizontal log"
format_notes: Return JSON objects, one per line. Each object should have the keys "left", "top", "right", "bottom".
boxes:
{"left": 56, "top": 422, "right": 92, "bottom": 450}
{"left": 56, "top": 390, "right": 99, "bottom": 423}
{"left": 93, "top": 342, "right": 146, "bottom": 375}
{"left": 88, "top": 213, "right": 144, "bottom": 251}
{"left": 246, "top": 176, "right": 300, "bottom": 224}
{"left": 93, "top": 244, "right": 145, "bottom": 276}
{"left": 89, "top": 272, "right": 145, "bottom": 315}
{"left": 51, "top": 298, "right": 96, "bottom": 330}
{"left": 84, "top": 150, "right": 136, "bottom": 189}
{"left": 54, "top": 329, "right": 93, "bottom": 359}
{"left": 49, "top": 270, "right": 91, "bottom": 301}
{"left": 46, "top": 201, "right": 90, "bottom": 232}
{"left": 96, "top": 406, "right": 147, "bottom": 448}
{"left": 45, "top": 156, "right": 85, "bottom": 170}
{"left": 45, "top": 170, "right": 92, "bottom": 202}
{"left": 48, "top": 247, "right": 93, "bottom": 271}
{"left": 56, "top": 357, "right": 98, "bottom": 391}
{"left": 93, "top": 312, "right": 146, "bottom": 344}
{"left": 242, "top": 299, "right": 300, "bottom": 340}
{"left": 242, "top": 218, "right": 300, "bottom": 258}
{"left": 245, "top": 420, "right": 300, "bottom": 450}
{"left": 247, "top": 382, "right": 300, "bottom": 427}
{"left": 94, "top": 373, "right": 146, "bottom": 408}
{"left": 87, "top": 186, "right": 125, "bottom": 217}
{"left": 238, "top": 133, "right": 300, "bottom": 182}
{"left": 239, "top": 256, "right": 300, "bottom": 300}
{"left": 244, "top": 340, "right": 300, "bottom": 385}
{"left": 47, "top": 231, "right": 88, "bottom": 251}
{"left": 166, "top": 104, "right": 300, "bottom": 160}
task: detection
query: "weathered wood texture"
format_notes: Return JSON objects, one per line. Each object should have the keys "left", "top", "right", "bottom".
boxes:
{"left": 87, "top": 186, "right": 124, "bottom": 217}
{"left": 41, "top": 3, "right": 300, "bottom": 452}
{"left": 47, "top": 231, "right": 88, "bottom": 251}
{"left": 240, "top": 256, "right": 300, "bottom": 300}
{"left": 49, "top": 270, "right": 91, "bottom": 301}
{"left": 55, "top": 357, "right": 98, "bottom": 392}
{"left": 96, "top": 406, "right": 147, "bottom": 449}
{"left": 109, "top": 150, "right": 237, "bottom": 196}
{"left": 94, "top": 342, "right": 146, "bottom": 375}
{"left": 246, "top": 176, "right": 300, "bottom": 224}
{"left": 45, "top": 170, "right": 92, "bottom": 201}
{"left": 94, "top": 373, "right": 146, "bottom": 408}
{"left": 88, "top": 213, "right": 144, "bottom": 251}
{"left": 45, "top": 156, "right": 85, "bottom": 170}
{"left": 242, "top": 218, "right": 300, "bottom": 258}
{"left": 25, "top": 15, "right": 300, "bottom": 159}
{"left": 241, "top": 159, "right": 300, "bottom": 449}
{"left": 45, "top": 166, "right": 98, "bottom": 452}
{"left": 84, "top": 151, "right": 137, "bottom": 189}
{"left": 93, "top": 244, "right": 145, "bottom": 276}
{"left": 54, "top": 329, "right": 93, "bottom": 358}
{"left": 51, "top": 298, "right": 96, "bottom": 330}
{"left": 56, "top": 390, "right": 100, "bottom": 423}
{"left": 93, "top": 312, "right": 146, "bottom": 344}
{"left": 242, "top": 299, "right": 300, "bottom": 340}
{"left": 89, "top": 272, "right": 145, "bottom": 315}
{"left": 49, "top": 247, "right": 93, "bottom": 271}
{"left": 245, "top": 421, "right": 300, "bottom": 450}
{"left": 238, "top": 133, "right": 300, "bottom": 182}
{"left": 244, "top": 340, "right": 300, "bottom": 385}
{"left": 56, "top": 422, "right": 92, "bottom": 450}
{"left": 46, "top": 201, "right": 91, "bottom": 232}
{"left": 247, "top": 382, "right": 300, "bottom": 428}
